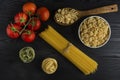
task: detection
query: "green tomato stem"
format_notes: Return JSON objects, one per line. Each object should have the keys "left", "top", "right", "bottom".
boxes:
{"left": 20, "top": 17, "right": 32, "bottom": 34}
{"left": 11, "top": 23, "right": 20, "bottom": 34}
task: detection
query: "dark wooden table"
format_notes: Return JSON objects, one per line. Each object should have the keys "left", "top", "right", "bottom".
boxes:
{"left": 0, "top": 0, "right": 120, "bottom": 80}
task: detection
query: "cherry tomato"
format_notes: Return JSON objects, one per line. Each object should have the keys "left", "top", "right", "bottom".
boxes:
{"left": 6, "top": 23, "right": 21, "bottom": 39}
{"left": 23, "top": 2, "right": 37, "bottom": 15}
{"left": 28, "top": 17, "right": 41, "bottom": 31}
{"left": 21, "top": 30, "right": 35, "bottom": 43}
{"left": 36, "top": 7, "right": 50, "bottom": 21}
{"left": 14, "top": 12, "right": 28, "bottom": 26}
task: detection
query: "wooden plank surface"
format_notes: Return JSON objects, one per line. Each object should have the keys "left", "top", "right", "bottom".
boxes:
{"left": 0, "top": 0, "right": 120, "bottom": 80}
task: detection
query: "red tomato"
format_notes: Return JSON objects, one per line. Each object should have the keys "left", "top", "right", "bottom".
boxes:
{"left": 6, "top": 23, "right": 21, "bottom": 39}
{"left": 21, "top": 30, "right": 35, "bottom": 43}
{"left": 36, "top": 7, "right": 50, "bottom": 21}
{"left": 14, "top": 12, "right": 28, "bottom": 26}
{"left": 28, "top": 17, "right": 41, "bottom": 31}
{"left": 23, "top": 2, "right": 37, "bottom": 15}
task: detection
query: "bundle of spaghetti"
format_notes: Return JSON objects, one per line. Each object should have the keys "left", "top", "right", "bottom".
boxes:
{"left": 39, "top": 25, "right": 98, "bottom": 75}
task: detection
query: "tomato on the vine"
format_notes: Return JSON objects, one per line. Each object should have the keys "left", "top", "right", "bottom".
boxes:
{"left": 28, "top": 17, "right": 41, "bottom": 31}
{"left": 14, "top": 12, "right": 28, "bottom": 26}
{"left": 36, "top": 7, "right": 50, "bottom": 21}
{"left": 6, "top": 23, "right": 21, "bottom": 39}
{"left": 21, "top": 30, "right": 35, "bottom": 43}
{"left": 6, "top": 2, "right": 50, "bottom": 43}
{"left": 23, "top": 2, "right": 37, "bottom": 16}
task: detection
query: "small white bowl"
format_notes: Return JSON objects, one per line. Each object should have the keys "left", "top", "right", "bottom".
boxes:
{"left": 78, "top": 16, "right": 111, "bottom": 48}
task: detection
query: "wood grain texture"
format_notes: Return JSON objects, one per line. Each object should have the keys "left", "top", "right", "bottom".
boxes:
{"left": 0, "top": 0, "right": 120, "bottom": 80}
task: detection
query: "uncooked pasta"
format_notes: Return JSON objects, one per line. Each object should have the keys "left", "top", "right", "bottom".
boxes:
{"left": 39, "top": 25, "right": 98, "bottom": 75}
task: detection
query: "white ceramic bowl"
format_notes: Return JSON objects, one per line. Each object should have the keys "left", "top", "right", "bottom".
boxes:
{"left": 78, "top": 16, "right": 111, "bottom": 48}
